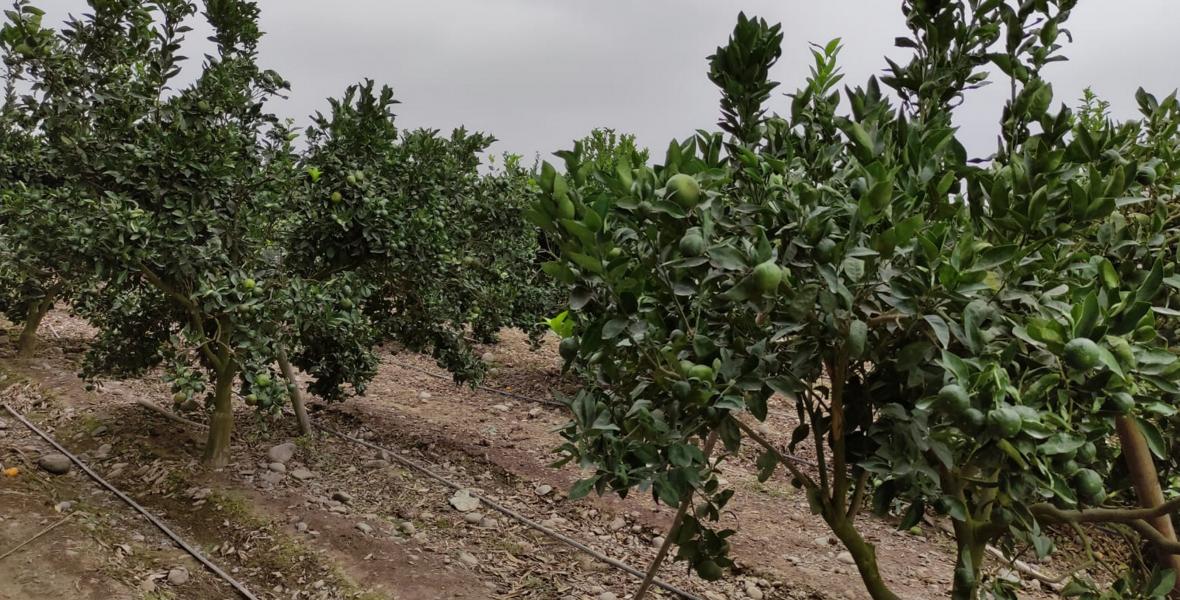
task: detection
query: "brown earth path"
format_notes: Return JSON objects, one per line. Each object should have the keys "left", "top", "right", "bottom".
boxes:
{"left": 0, "top": 312, "right": 1076, "bottom": 599}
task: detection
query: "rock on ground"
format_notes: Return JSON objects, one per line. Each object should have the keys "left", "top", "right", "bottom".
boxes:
{"left": 267, "top": 442, "right": 297, "bottom": 464}
{"left": 37, "top": 453, "right": 72, "bottom": 475}
{"left": 167, "top": 567, "right": 189, "bottom": 586}
{"left": 449, "top": 489, "right": 480, "bottom": 512}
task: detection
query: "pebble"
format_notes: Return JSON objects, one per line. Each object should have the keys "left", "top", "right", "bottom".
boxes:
{"left": 267, "top": 442, "right": 297, "bottom": 464}
{"left": 295, "top": 522, "right": 308, "bottom": 532}
{"left": 362, "top": 459, "right": 390, "bottom": 470}
{"left": 652, "top": 536, "right": 666, "bottom": 547}
{"left": 837, "top": 551, "right": 856, "bottom": 565}
{"left": 479, "top": 517, "right": 498, "bottom": 528}
{"left": 491, "top": 404, "right": 510, "bottom": 412}
{"left": 746, "top": 583, "right": 764, "bottom": 599}
{"left": 37, "top": 453, "right": 71, "bottom": 475}
{"left": 597, "top": 593, "right": 617, "bottom": 600}
{"left": 259, "top": 471, "right": 285, "bottom": 485}
{"left": 481, "top": 352, "right": 496, "bottom": 364}
{"left": 355, "top": 522, "right": 373, "bottom": 534}
{"left": 463, "top": 512, "right": 484, "bottom": 524}
{"left": 458, "top": 551, "right": 479, "bottom": 568}
{"left": 418, "top": 391, "right": 432, "bottom": 400}
{"left": 608, "top": 517, "right": 626, "bottom": 531}
{"left": 399, "top": 521, "right": 416, "bottom": 535}
{"left": 534, "top": 484, "right": 553, "bottom": 496}
{"left": 449, "top": 489, "right": 481, "bottom": 512}
{"left": 331, "top": 491, "right": 353, "bottom": 504}
{"left": 167, "top": 567, "right": 189, "bottom": 586}
{"left": 527, "top": 407, "right": 543, "bottom": 418}
{"left": 0, "top": 418, "right": 7, "bottom": 430}
{"left": 267, "top": 462, "right": 286, "bottom": 473}
{"left": 289, "top": 467, "right": 315, "bottom": 480}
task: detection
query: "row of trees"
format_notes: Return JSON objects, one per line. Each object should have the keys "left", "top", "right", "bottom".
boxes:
{"left": 539, "top": 2, "right": 1180, "bottom": 599}
{"left": 6, "top": 1, "right": 1180, "bottom": 598}
{"left": 0, "top": 0, "right": 554, "bottom": 466}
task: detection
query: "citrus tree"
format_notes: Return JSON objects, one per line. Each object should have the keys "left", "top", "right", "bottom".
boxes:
{"left": 0, "top": 0, "right": 315, "bottom": 467}
{"left": 287, "top": 80, "right": 552, "bottom": 393}
{"left": 539, "top": 4, "right": 1180, "bottom": 599}
{"left": 0, "top": 2, "right": 88, "bottom": 357}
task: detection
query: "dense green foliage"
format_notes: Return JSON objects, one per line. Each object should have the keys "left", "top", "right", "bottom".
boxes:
{"left": 539, "top": 3, "right": 1180, "bottom": 599}
{"left": 0, "top": 0, "right": 552, "bottom": 465}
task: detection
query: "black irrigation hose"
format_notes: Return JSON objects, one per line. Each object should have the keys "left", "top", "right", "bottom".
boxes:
{"left": 388, "top": 359, "right": 820, "bottom": 469}
{"left": 313, "top": 420, "right": 708, "bottom": 600}
{"left": 1, "top": 403, "right": 260, "bottom": 600}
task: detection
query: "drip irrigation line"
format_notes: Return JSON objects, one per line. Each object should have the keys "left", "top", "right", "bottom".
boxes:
{"left": 387, "top": 359, "right": 566, "bottom": 408}
{"left": 1, "top": 403, "right": 259, "bottom": 600}
{"left": 312, "top": 420, "right": 708, "bottom": 600}
{"left": 128, "top": 399, "right": 705, "bottom": 600}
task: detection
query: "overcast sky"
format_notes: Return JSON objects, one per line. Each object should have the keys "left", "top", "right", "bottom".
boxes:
{"left": 32, "top": 1, "right": 1180, "bottom": 162}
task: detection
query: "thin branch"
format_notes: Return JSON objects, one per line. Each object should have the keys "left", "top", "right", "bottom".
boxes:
{"left": 0, "top": 512, "right": 75, "bottom": 562}
{"left": 733, "top": 418, "right": 817, "bottom": 490}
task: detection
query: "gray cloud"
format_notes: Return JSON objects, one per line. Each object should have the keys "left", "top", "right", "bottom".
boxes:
{"left": 30, "top": 1, "right": 1180, "bottom": 162}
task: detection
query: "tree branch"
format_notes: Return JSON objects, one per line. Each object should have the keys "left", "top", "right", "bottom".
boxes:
{"left": 1031, "top": 496, "right": 1180, "bottom": 525}
{"left": 733, "top": 418, "right": 818, "bottom": 491}
{"left": 137, "top": 263, "right": 222, "bottom": 371}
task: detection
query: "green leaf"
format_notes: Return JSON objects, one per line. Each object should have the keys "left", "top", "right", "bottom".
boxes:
{"left": 1136, "top": 259, "right": 1164, "bottom": 303}
{"left": 842, "top": 257, "right": 865, "bottom": 281}
{"left": 1039, "top": 433, "right": 1085, "bottom": 456}
{"left": 1095, "top": 345, "right": 1126, "bottom": 380}
{"left": 755, "top": 451, "right": 778, "bottom": 482}
{"left": 1147, "top": 567, "right": 1177, "bottom": 598}
{"left": 847, "top": 122, "right": 874, "bottom": 153}
{"left": 567, "top": 252, "right": 604, "bottom": 275}
{"left": 544, "top": 310, "right": 575, "bottom": 338}
{"left": 923, "top": 315, "right": 950, "bottom": 348}
{"left": 569, "top": 477, "right": 598, "bottom": 500}
{"left": 1099, "top": 259, "right": 1120, "bottom": 290}
{"left": 898, "top": 500, "right": 925, "bottom": 530}
{"left": 1072, "top": 292, "right": 1099, "bottom": 339}
{"left": 1136, "top": 417, "right": 1167, "bottom": 460}
{"left": 709, "top": 246, "right": 748, "bottom": 270}
{"left": 602, "top": 318, "right": 628, "bottom": 339}
{"left": 971, "top": 245, "right": 1016, "bottom": 271}
{"left": 847, "top": 319, "right": 867, "bottom": 358}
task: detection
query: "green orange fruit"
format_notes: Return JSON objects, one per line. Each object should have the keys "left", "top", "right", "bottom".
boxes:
{"left": 1063, "top": 338, "right": 1101, "bottom": 370}
{"left": 559, "top": 337, "right": 579, "bottom": 361}
{"left": 987, "top": 407, "right": 1022, "bottom": 438}
{"left": 679, "top": 232, "right": 706, "bottom": 257}
{"left": 936, "top": 384, "right": 970, "bottom": 416}
{"left": 751, "top": 260, "right": 784, "bottom": 293}
{"left": 666, "top": 174, "right": 701, "bottom": 209}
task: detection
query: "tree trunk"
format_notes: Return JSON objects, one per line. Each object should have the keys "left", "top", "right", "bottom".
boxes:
{"left": 1115, "top": 415, "right": 1180, "bottom": 591}
{"left": 277, "top": 345, "right": 313, "bottom": 437}
{"left": 828, "top": 512, "right": 902, "bottom": 600}
{"left": 633, "top": 432, "right": 719, "bottom": 600}
{"left": 203, "top": 361, "right": 237, "bottom": 468}
{"left": 950, "top": 520, "right": 988, "bottom": 600}
{"left": 16, "top": 296, "right": 52, "bottom": 359}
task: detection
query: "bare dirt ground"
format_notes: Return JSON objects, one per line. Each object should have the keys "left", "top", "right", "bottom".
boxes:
{"left": 0, "top": 310, "right": 1091, "bottom": 599}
